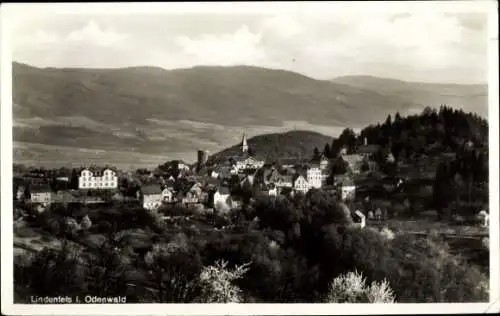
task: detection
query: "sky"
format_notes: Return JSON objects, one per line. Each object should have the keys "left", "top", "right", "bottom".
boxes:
{"left": 5, "top": 2, "right": 493, "bottom": 84}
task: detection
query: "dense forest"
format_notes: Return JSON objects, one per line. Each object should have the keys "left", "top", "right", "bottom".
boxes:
{"left": 314, "top": 106, "right": 489, "bottom": 221}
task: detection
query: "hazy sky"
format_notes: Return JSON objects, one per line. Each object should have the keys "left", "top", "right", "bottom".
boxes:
{"left": 6, "top": 2, "right": 492, "bottom": 84}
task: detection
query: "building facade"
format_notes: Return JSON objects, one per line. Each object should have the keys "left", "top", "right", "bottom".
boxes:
{"left": 79, "top": 168, "right": 118, "bottom": 190}
{"left": 307, "top": 167, "right": 323, "bottom": 189}
{"left": 293, "top": 175, "right": 310, "bottom": 194}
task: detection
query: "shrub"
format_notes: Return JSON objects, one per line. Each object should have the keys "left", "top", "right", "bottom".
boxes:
{"left": 325, "top": 271, "right": 396, "bottom": 303}
{"left": 197, "top": 260, "right": 251, "bottom": 303}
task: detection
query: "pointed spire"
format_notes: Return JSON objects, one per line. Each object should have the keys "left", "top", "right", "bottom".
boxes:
{"left": 242, "top": 131, "right": 248, "bottom": 153}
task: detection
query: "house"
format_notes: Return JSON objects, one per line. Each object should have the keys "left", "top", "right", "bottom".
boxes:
{"left": 340, "top": 178, "right": 356, "bottom": 201}
{"left": 177, "top": 163, "right": 190, "bottom": 172}
{"left": 141, "top": 184, "right": 163, "bottom": 210}
{"left": 351, "top": 210, "right": 366, "bottom": 229}
{"left": 213, "top": 186, "right": 232, "bottom": 211}
{"left": 356, "top": 140, "right": 381, "bottom": 159}
{"left": 30, "top": 185, "right": 53, "bottom": 205}
{"left": 163, "top": 179, "right": 176, "bottom": 192}
{"left": 306, "top": 166, "right": 323, "bottom": 189}
{"left": 232, "top": 155, "right": 265, "bottom": 173}
{"left": 267, "top": 184, "right": 278, "bottom": 197}
{"left": 78, "top": 167, "right": 118, "bottom": 190}
{"left": 293, "top": 174, "right": 310, "bottom": 194}
{"left": 181, "top": 182, "right": 203, "bottom": 204}
{"left": 275, "top": 158, "right": 299, "bottom": 168}
{"left": 319, "top": 154, "right": 329, "bottom": 171}
{"left": 162, "top": 187, "right": 174, "bottom": 203}
{"left": 478, "top": 210, "right": 489, "bottom": 227}
{"left": 341, "top": 154, "right": 365, "bottom": 174}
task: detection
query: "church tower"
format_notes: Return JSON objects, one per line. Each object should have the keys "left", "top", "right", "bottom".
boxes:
{"left": 241, "top": 132, "right": 248, "bottom": 153}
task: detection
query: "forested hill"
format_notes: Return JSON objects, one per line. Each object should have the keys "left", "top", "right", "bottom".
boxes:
{"left": 321, "top": 106, "right": 488, "bottom": 162}
{"left": 208, "top": 131, "right": 332, "bottom": 165}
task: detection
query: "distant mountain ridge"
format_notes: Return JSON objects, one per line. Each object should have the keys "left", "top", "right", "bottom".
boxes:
{"left": 331, "top": 75, "right": 487, "bottom": 118}
{"left": 12, "top": 62, "right": 488, "bottom": 167}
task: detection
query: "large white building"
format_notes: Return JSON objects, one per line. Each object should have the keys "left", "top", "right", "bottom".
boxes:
{"left": 79, "top": 167, "right": 118, "bottom": 190}
{"left": 307, "top": 167, "right": 323, "bottom": 189}
{"left": 307, "top": 155, "right": 330, "bottom": 188}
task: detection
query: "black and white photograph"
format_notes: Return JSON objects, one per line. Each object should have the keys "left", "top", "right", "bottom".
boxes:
{"left": 1, "top": 1, "right": 498, "bottom": 315}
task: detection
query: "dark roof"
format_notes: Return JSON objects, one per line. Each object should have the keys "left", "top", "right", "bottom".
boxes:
{"left": 293, "top": 174, "right": 307, "bottom": 182}
{"left": 30, "top": 185, "right": 52, "bottom": 193}
{"left": 275, "top": 158, "right": 300, "bottom": 165}
{"left": 356, "top": 145, "right": 381, "bottom": 154}
{"left": 141, "top": 184, "right": 162, "bottom": 195}
{"left": 217, "top": 186, "right": 230, "bottom": 195}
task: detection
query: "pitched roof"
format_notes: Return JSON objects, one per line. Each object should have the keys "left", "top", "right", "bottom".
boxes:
{"left": 80, "top": 166, "right": 118, "bottom": 176}
{"left": 30, "top": 185, "right": 52, "bottom": 193}
{"left": 216, "top": 186, "right": 231, "bottom": 195}
{"left": 142, "top": 184, "right": 162, "bottom": 195}
{"left": 340, "top": 178, "right": 356, "bottom": 186}
{"left": 357, "top": 144, "right": 381, "bottom": 154}
{"left": 293, "top": 174, "right": 308, "bottom": 183}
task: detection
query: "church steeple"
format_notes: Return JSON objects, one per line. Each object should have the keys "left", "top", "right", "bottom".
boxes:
{"left": 242, "top": 132, "right": 248, "bottom": 153}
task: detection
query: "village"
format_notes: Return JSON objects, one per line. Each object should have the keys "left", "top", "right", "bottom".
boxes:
{"left": 14, "top": 132, "right": 419, "bottom": 230}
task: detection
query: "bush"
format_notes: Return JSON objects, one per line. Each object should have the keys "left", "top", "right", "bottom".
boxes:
{"left": 325, "top": 271, "right": 395, "bottom": 303}
{"left": 197, "top": 260, "right": 251, "bottom": 303}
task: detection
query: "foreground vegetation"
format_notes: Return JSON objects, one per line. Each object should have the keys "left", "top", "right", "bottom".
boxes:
{"left": 14, "top": 188, "right": 489, "bottom": 303}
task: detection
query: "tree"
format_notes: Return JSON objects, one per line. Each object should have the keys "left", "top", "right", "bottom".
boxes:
{"left": 323, "top": 144, "right": 331, "bottom": 159}
{"left": 385, "top": 114, "right": 392, "bottom": 127}
{"left": 312, "top": 147, "right": 321, "bottom": 161}
{"left": 144, "top": 234, "right": 202, "bottom": 302}
{"left": 69, "top": 169, "right": 79, "bottom": 190}
{"left": 197, "top": 260, "right": 251, "bottom": 303}
{"left": 330, "top": 157, "right": 348, "bottom": 175}
{"left": 338, "top": 128, "right": 357, "bottom": 153}
{"left": 325, "top": 271, "right": 396, "bottom": 303}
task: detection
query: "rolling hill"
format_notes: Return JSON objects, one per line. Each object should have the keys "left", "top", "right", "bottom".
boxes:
{"left": 331, "top": 75, "right": 488, "bottom": 118}
{"left": 11, "top": 62, "right": 488, "bottom": 167}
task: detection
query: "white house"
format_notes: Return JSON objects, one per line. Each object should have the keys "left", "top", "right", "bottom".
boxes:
{"left": 79, "top": 167, "right": 118, "bottom": 190}
{"left": 268, "top": 185, "right": 278, "bottom": 197}
{"left": 340, "top": 179, "right": 356, "bottom": 201}
{"left": 142, "top": 184, "right": 163, "bottom": 210}
{"left": 162, "top": 187, "right": 174, "bottom": 203}
{"left": 478, "top": 210, "right": 489, "bottom": 227}
{"left": 293, "top": 175, "right": 310, "bottom": 194}
{"left": 233, "top": 156, "right": 265, "bottom": 172}
{"left": 307, "top": 167, "right": 323, "bottom": 189}
{"left": 352, "top": 210, "right": 366, "bottom": 229}
{"left": 213, "top": 187, "right": 231, "bottom": 211}
{"left": 319, "top": 155, "right": 329, "bottom": 171}
{"left": 30, "top": 185, "right": 52, "bottom": 205}
{"left": 178, "top": 163, "right": 190, "bottom": 172}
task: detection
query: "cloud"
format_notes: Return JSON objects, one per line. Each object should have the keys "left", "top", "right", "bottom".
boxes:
{"left": 66, "top": 20, "right": 128, "bottom": 46}
{"left": 174, "top": 25, "right": 268, "bottom": 66}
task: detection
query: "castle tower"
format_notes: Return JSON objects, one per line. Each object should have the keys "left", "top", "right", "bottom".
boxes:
{"left": 242, "top": 132, "right": 248, "bottom": 153}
